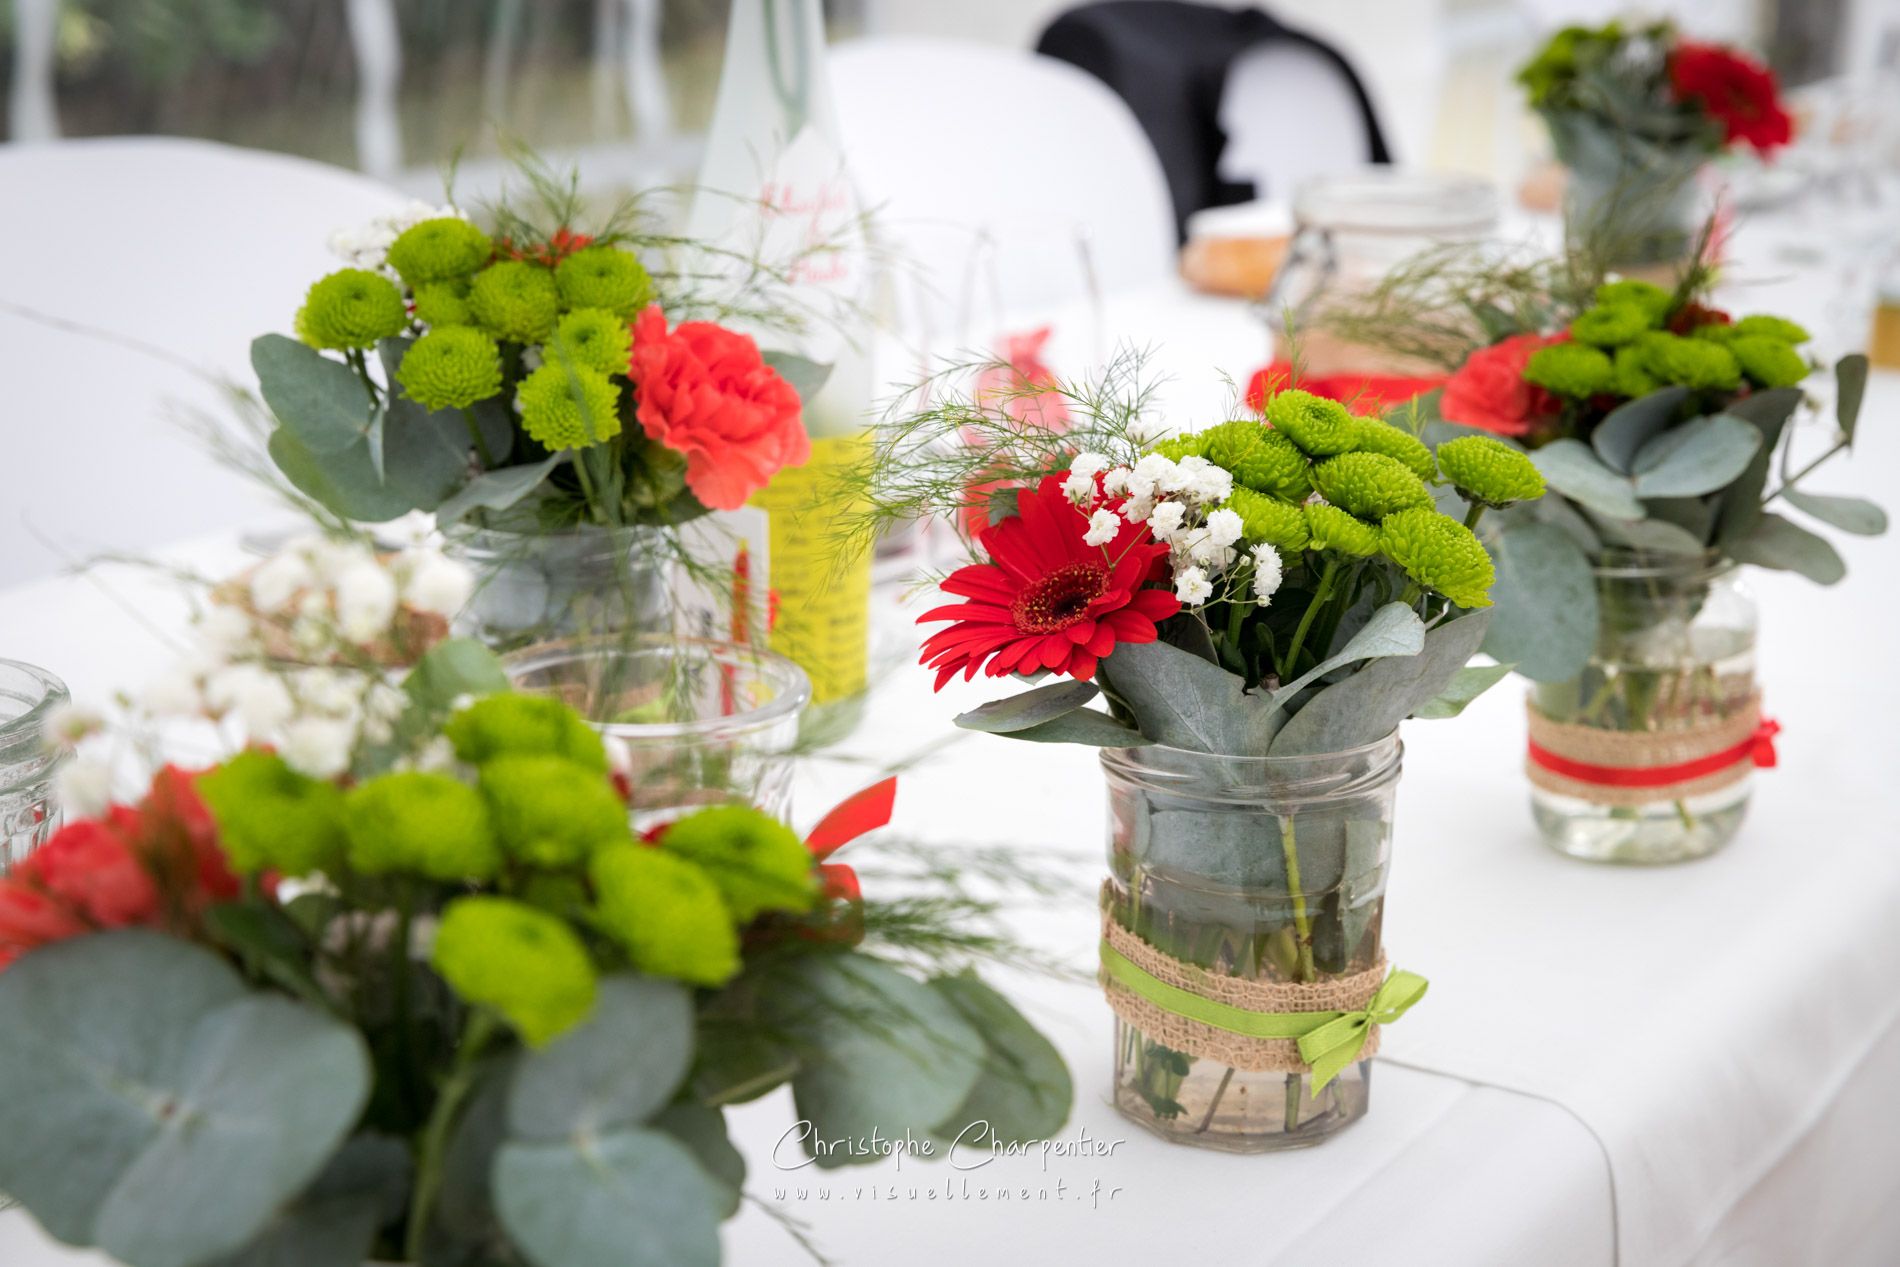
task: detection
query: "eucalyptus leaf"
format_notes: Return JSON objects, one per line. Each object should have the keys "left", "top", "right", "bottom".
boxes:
{"left": 508, "top": 976, "right": 696, "bottom": 1142}
{"left": 760, "top": 349, "right": 834, "bottom": 405}
{"left": 1726, "top": 511, "right": 1847, "bottom": 584}
{"left": 1529, "top": 493, "right": 1602, "bottom": 552}
{"left": 252, "top": 335, "right": 372, "bottom": 454}
{"left": 1411, "top": 661, "right": 1515, "bottom": 719}
{"left": 434, "top": 455, "right": 563, "bottom": 525}
{"left": 691, "top": 1021, "right": 799, "bottom": 1107}
{"left": 1423, "top": 419, "right": 1523, "bottom": 451}
{"left": 987, "top": 486, "right": 1020, "bottom": 526}
{"left": 1629, "top": 414, "right": 1761, "bottom": 498}
{"left": 269, "top": 396, "right": 468, "bottom": 523}
{"left": 1782, "top": 489, "right": 1888, "bottom": 536}
{"left": 1838, "top": 353, "right": 1869, "bottom": 444}
{"left": 1590, "top": 510, "right": 1709, "bottom": 555}
{"left": 1480, "top": 522, "right": 1597, "bottom": 682}
{"left": 651, "top": 1103, "right": 745, "bottom": 1219}
{"left": 1269, "top": 602, "right": 1425, "bottom": 713}
{"left": 1098, "top": 638, "right": 1283, "bottom": 755}
{"left": 928, "top": 972, "right": 1073, "bottom": 1146}
{"left": 494, "top": 1129, "right": 723, "bottom": 1267}
{"left": 1531, "top": 439, "right": 1643, "bottom": 519}
{"left": 206, "top": 1133, "right": 410, "bottom": 1267}
{"left": 1001, "top": 707, "right": 1154, "bottom": 747}
{"left": 1591, "top": 386, "right": 1689, "bottom": 474}
{"left": 1271, "top": 610, "right": 1492, "bottom": 756}
{"left": 954, "top": 680, "right": 1099, "bottom": 733}
{"left": 424, "top": 1056, "right": 516, "bottom": 1260}
{"left": 1715, "top": 387, "right": 1802, "bottom": 543}
{"left": 364, "top": 403, "right": 388, "bottom": 485}
{"left": 1641, "top": 495, "right": 1716, "bottom": 543}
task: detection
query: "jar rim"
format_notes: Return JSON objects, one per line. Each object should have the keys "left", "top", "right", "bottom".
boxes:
{"left": 1588, "top": 546, "right": 1736, "bottom": 582}
{"left": 0, "top": 658, "right": 70, "bottom": 775}
{"left": 501, "top": 635, "right": 811, "bottom": 742}
{"left": 1099, "top": 730, "right": 1403, "bottom": 806}
{"left": 1292, "top": 171, "right": 1498, "bottom": 236}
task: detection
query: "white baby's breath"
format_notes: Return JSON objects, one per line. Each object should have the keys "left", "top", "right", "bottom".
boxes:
{"left": 1173, "top": 564, "right": 1214, "bottom": 605}
{"left": 1083, "top": 508, "right": 1121, "bottom": 547}
{"left": 280, "top": 716, "right": 357, "bottom": 780}
{"left": 41, "top": 702, "right": 104, "bottom": 750}
{"left": 1146, "top": 500, "right": 1187, "bottom": 541}
{"left": 54, "top": 757, "right": 114, "bottom": 817}
{"left": 1252, "top": 543, "right": 1285, "bottom": 603}
{"left": 250, "top": 551, "right": 313, "bottom": 614}
{"left": 1205, "top": 507, "right": 1244, "bottom": 547}
{"left": 399, "top": 549, "right": 474, "bottom": 618}
{"left": 334, "top": 560, "right": 400, "bottom": 644}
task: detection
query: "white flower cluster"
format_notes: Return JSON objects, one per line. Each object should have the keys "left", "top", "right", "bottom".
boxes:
{"left": 328, "top": 200, "right": 469, "bottom": 276}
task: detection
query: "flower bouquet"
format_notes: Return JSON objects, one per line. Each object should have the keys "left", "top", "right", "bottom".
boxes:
{"left": 1, "top": 682, "right": 1072, "bottom": 1267}
{"left": 850, "top": 356, "right": 1542, "bottom": 1149}
{"left": 1519, "top": 20, "right": 1792, "bottom": 266}
{"left": 1438, "top": 278, "right": 1882, "bottom": 862}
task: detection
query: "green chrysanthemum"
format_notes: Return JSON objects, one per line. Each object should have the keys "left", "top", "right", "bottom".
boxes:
{"left": 1265, "top": 389, "right": 1360, "bottom": 457}
{"left": 1687, "top": 322, "right": 1736, "bottom": 344}
{"left": 196, "top": 749, "right": 346, "bottom": 877}
{"left": 296, "top": 269, "right": 407, "bottom": 350}
{"left": 1614, "top": 344, "right": 1659, "bottom": 398}
{"left": 468, "top": 259, "right": 560, "bottom": 344}
{"left": 658, "top": 804, "right": 816, "bottom": 921}
{"left": 590, "top": 843, "right": 740, "bottom": 986}
{"left": 480, "top": 753, "right": 630, "bottom": 867}
{"left": 1732, "top": 314, "right": 1810, "bottom": 344}
{"left": 1731, "top": 335, "right": 1809, "bottom": 389}
{"left": 516, "top": 361, "right": 622, "bottom": 451}
{"left": 1352, "top": 418, "right": 1437, "bottom": 481}
{"left": 1226, "top": 485, "right": 1310, "bottom": 551}
{"left": 1201, "top": 419, "right": 1312, "bottom": 500}
{"left": 1524, "top": 342, "right": 1615, "bottom": 398}
{"left": 386, "top": 217, "right": 491, "bottom": 287}
{"left": 432, "top": 897, "right": 596, "bottom": 1047}
{"left": 413, "top": 281, "right": 472, "bottom": 328}
{"left": 1569, "top": 304, "right": 1655, "bottom": 348}
{"left": 553, "top": 246, "right": 654, "bottom": 318}
{"left": 550, "top": 307, "right": 633, "bottom": 375}
{"left": 445, "top": 694, "right": 606, "bottom": 770}
{"left": 344, "top": 771, "right": 500, "bottom": 881}
{"left": 397, "top": 326, "right": 503, "bottom": 411}
{"left": 1380, "top": 508, "right": 1495, "bottom": 608}
{"left": 1150, "top": 432, "right": 1208, "bottom": 462}
{"left": 1643, "top": 332, "right": 1741, "bottom": 391}
{"left": 1436, "top": 435, "right": 1545, "bottom": 509}
{"left": 1304, "top": 503, "right": 1382, "bottom": 556}
{"left": 1310, "top": 452, "right": 1434, "bottom": 520}
{"left": 1595, "top": 280, "right": 1672, "bottom": 323}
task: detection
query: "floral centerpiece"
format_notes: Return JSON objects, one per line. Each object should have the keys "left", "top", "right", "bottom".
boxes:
{"left": 847, "top": 356, "right": 1542, "bottom": 1149}
{"left": 1519, "top": 20, "right": 1792, "bottom": 265}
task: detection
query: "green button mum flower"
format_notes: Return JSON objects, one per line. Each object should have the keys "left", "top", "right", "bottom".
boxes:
{"left": 658, "top": 804, "right": 816, "bottom": 921}
{"left": 445, "top": 694, "right": 606, "bottom": 770}
{"left": 344, "top": 771, "right": 501, "bottom": 881}
{"left": 1380, "top": 508, "right": 1495, "bottom": 608}
{"left": 196, "top": 749, "right": 346, "bottom": 877}
{"left": 1304, "top": 503, "right": 1382, "bottom": 556}
{"left": 1201, "top": 419, "right": 1312, "bottom": 500}
{"left": 480, "top": 753, "right": 631, "bottom": 867}
{"left": 1524, "top": 342, "right": 1615, "bottom": 398}
{"left": 297, "top": 268, "right": 407, "bottom": 350}
{"left": 590, "top": 843, "right": 740, "bottom": 986}
{"left": 1569, "top": 304, "right": 1654, "bottom": 348}
{"left": 1733, "top": 314, "right": 1810, "bottom": 344}
{"left": 386, "top": 217, "right": 491, "bottom": 287}
{"left": 1731, "top": 335, "right": 1809, "bottom": 389}
{"left": 551, "top": 307, "right": 634, "bottom": 376}
{"left": 554, "top": 246, "right": 654, "bottom": 318}
{"left": 516, "top": 361, "right": 622, "bottom": 451}
{"left": 469, "top": 259, "right": 560, "bottom": 344}
{"left": 1265, "top": 389, "right": 1360, "bottom": 457}
{"left": 1614, "top": 344, "right": 1659, "bottom": 398}
{"left": 1643, "top": 332, "right": 1741, "bottom": 391}
{"left": 413, "top": 281, "right": 471, "bottom": 328}
{"left": 1310, "top": 452, "right": 1434, "bottom": 519}
{"left": 432, "top": 897, "right": 596, "bottom": 1046}
{"left": 1595, "top": 280, "right": 1672, "bottom": 324}
{"left": 1226, "top": 486, "right": 1310, "bottom": 551}
{"left": 1352, "top": 418, "right": 1437, "bottom": 481}
{"left": 1436, "top": 435, "right": 1545, "bottom": 510}
{"left": 1688, "top": 322, "right": 1736, "bottom": 345}
{"left": 397, "top": 326, "right": 503, "bottom": 412}
{"left": 1149, "top": 432, "right": 1208, "bottom": 462}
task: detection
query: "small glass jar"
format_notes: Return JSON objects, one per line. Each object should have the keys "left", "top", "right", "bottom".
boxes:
{"left": 1101, "top": 733, "right": 1402, "bottom": 1152}
{"left": 1530, "top": 550, "right": 1758, "bottom": 865}
{"left": 444, "top": 525, "right": 672, "bottom": 652}
{"left": 503, "top": 635, "right": 810, "bottom": 827}
{"left": 1544, "top": 111, "right": 1705, "bottom": 271}
{"left": 0, "top": 660, "right": 69, "bottom": 871}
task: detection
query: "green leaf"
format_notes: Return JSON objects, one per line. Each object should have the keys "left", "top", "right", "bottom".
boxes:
{"left": 269, "top": 395, "right": 469, "bottom": 523}
{"left": 508, "top": 976, "right": 696, "bottom": 1142}
{"left": 1727, "top": 511, "right": 1847, "bottom": 584}
{"left": 205, "top": 1133, "right": 410, "bottom": 1267}
{"left": 691, "top": 1020, "right": 800, "bottom": 1107}
{"left": 761, "top": 349, "right": 834, "bottom": 404}
{"left": 1838, "top": 353, "right": 1869, "bottom": 444}
{"left": 1629, "top": 414, "right": 1761, "bottom": 498}
{"left": 1591, "top": 386, "right": 1689, "bottom": 474}
{"left": 1269, "top": 602, "right": 1426, "bottom": 712}
{"left": 954, "top": 680, "right": 1099, "bottom": 733}
{"left": 987, "top": 486, "right": 1021, "bottom": 526}
{"left": 928, "top": 973, "right": 1072, "bottom": 1146}
{"left": 202, "top": 901, "right": 327, "bottom": 1010}
{"left": 424, "top": 1055, "right": 516, "bottom": 1260}
{"left": 404, "top": 638, "right": 510, "bottom": 711}
{"left": 1271, "top": 610, "right": 1492, "bottom": 755}
{"left": 1411, "top": 660, "right": 1515, "bottom": 719}
{"left": 651, "top": 1103, "right": 745, "bottom": 1218}
{"left": 1098, "top": 638, "right": 1281, "bottom": 755}
{"left": 434, "top": 455, "right": 563, "bottom": 525}
{"left": 1531, "top": 439, "right": 1643, "bottom": 519}
{"left": 1642, "top": 495, "right": 1717, "bottom": 543}
{"left": 252, "top": 334, "right": 372, "bottom": 455}
{"left": 1591, "top": 511, "right": 1709, "bottom": 555}
{"left": 494, "top": 1128, "right": 723, "bottom": 1267}
{"left": 1783, "top": 489, "right": 1888, "bottom": 536}
{"left": 1000, "top": 707, "right": 1154, "bottom": 747}
{"left": 0, "top": 932, "right": 371, "bottom": 1267}
{"left": 1715, "top": 386, "right": 1802, "bottom": 543}
{"left": 1480, "top": 522, "right": 1597, "bottom": 682}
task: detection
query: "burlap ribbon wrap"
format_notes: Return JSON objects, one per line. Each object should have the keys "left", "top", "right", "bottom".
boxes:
{"left": 1525, "top": 692, "right": 1778, "bottom": 808}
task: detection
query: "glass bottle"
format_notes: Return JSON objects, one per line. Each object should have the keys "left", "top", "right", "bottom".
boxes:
{"left": 0, "top": 659, "right": 69, "bottom": 871}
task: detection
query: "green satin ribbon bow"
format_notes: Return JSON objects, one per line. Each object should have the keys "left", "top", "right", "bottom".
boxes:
{"left": 1099, "top": 939, "right": 1428, "bottom": 1094}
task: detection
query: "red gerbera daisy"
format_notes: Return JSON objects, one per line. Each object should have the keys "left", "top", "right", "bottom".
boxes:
{"left": 1669, "top": 42, "right": 1793, "bottom": 156}
{"left": 919, "top": 474, "right": 1181, "bottom": 689}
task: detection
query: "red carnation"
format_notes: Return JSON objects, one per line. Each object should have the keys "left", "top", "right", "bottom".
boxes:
{"left": 1669, "top": 303, "right": 1732, "bottom": 335}
{"left": 629, "top": 306, "right": 810, "bottom": 512}
{"left": 1245, "top": 362, "right": 1446, "bottom": 415}
{"left": 1670, "top": 43, "right": 1793, "bottom": 155}
{"left": 919, "top": 474, "right": 1180, "bottom": 688}
{"left": 1441, "top": 332, "right": 1567, "bottom": 436}
{"left": 19, "top": 815, "right": 159, "bottom": 928}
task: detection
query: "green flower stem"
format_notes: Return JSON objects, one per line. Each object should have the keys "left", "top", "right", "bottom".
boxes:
{"left": 345, "top": 348, "right": 382, "bottom": 404}
{"left": 1284, "top": 1074, "right": 1303, "bottom": 1132}
{"left": 1278, "top": 816, "right": 1317, "bottom": 983}
{"left": 1225, "top": 597, "right": 1249, "bottom": 645}
{"left": 1464, "top": 501, "right": 1486, "bottom": 531}
{"left": 1195, "top": 1066, "right": 1236, "bottom": 1134}
{"left": 1282, "top": 556, "right": 1340, "bottom": 678}
{"left": 571, "top": 451, "right": 603, "bottom": 523}
{"left": 405, "top": 1007, "right": 499, "bottom": 1261}
{"left": 460, "top": 407, "right": 498, "bottom": 470}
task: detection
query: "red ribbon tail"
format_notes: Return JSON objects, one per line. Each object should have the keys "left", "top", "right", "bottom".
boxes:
{"left": 1751, "top": 718, "right": 1781, "bottom": 769}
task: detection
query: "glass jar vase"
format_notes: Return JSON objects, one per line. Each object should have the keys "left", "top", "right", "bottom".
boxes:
{"left": 1545, "top": 111, "right": 1705, "bottom": 272}
{"left": 0, "top": 660, "right": 69, "bottom": 871}
{"left": 445, "top": 525, "right": 671, "bottom": 652}
{"left": 1101, "top": 733, "right": 1402, "bottom": 1152}
{"left": 1529, "top": 550, "right": 1759, "bottom": 865}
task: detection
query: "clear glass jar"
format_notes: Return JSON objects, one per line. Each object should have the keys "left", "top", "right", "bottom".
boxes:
{"left": 0, "top": 660, "right": 69, "bottom": 871}
{"left": 444, "top": 525, "right": 672, "bottom": 652}
{"left": 1545, "top": 112, "right": 1704, "bottom": 271}
{"left": 1530, "top": 550, "right": 1758, "bottom": 865}
{"left": 1101, "top": 733, "right": 1402, "bottom": 1152}
{"left": 1261, "top": 171, "right": 1498, "bottom": 376}
{"left": 502, "top": 635, "right": 809, "bottom": 828}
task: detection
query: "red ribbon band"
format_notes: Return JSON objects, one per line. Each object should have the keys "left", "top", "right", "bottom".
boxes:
{"left": 1527, "top": 718, "right": 1780, "bottom": 789}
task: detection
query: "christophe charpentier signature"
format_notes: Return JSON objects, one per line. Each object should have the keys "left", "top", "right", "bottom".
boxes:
{"left": 773, "top": 1120, "right": 1128, "bottom": 1173}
